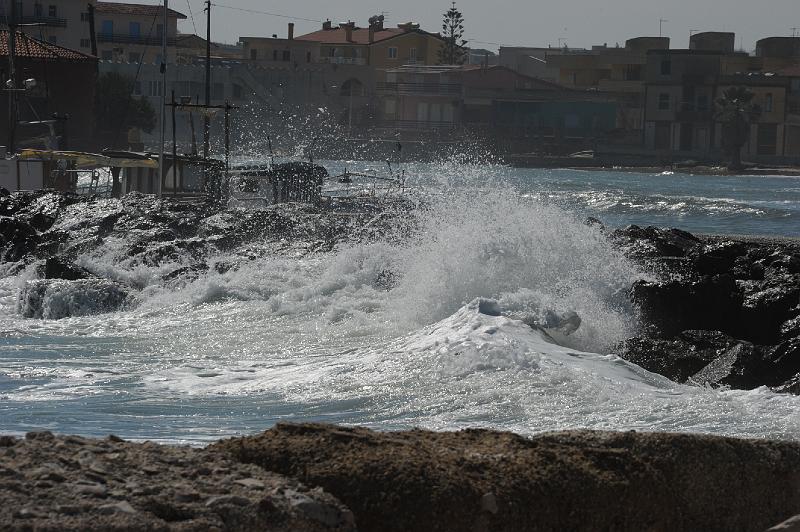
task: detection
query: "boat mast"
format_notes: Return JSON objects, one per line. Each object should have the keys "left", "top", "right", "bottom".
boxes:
{"left": 203, "top": 0, "right": 210, "bottom": 160}
{"left": 158, "top": 0, "right": 168, "bottom": 197}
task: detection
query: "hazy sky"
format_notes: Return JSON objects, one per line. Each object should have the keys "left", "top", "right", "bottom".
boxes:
{"left": 162, "top": 0, "right": 800, "bottom": 52}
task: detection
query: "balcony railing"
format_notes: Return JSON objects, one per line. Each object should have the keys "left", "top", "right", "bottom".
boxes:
{"left": 320, "top": 57, "right": 366, "bottom": 65}
{"left": 20, "top": 15, "right": 67, "bottom": 27}
{"left": 377, "top": 82, "right": 462, "bottom": 95}
{"left": 97, "top": 32, "right": 176, "bottom": 46}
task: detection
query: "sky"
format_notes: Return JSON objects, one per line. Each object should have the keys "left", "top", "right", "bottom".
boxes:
{"left": 162, "top": 0, "right": 800, "bottom": 52}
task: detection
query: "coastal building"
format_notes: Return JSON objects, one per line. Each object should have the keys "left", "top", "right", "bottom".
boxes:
{"left": 0, "top": 0, "right": 95, "bottom": 52}
{"left": 642, "top": 43, "right": 797, "bottom": 162}
{"left": 95, "top": 1, "right": 186, "bottom": 63}
{"left": 0, "top": 30, "right": 97, "bottom": 150}
{"left": 293, "top": 17, "right": 445, "bottom": 68}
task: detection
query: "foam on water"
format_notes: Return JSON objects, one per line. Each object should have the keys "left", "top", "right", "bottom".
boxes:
{"left": 1, "top": 163, "right": 799, "bottom": 442}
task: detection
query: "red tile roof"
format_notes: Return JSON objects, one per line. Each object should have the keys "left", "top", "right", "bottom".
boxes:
{"left": 0, "top": 31, "right": 96, "bottom": 61}
{"left": 297, "top": 27, "right": 439, "bottom": 45}
{"left": 96, "top": 2, "right": 187, "bottom": 19}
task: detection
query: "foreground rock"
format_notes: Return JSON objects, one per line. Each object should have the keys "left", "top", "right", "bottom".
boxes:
{"left": 612, "top": 226, "right": 800, "bottom": 393}
{"left": 213, "top": 422, "right": 800, "bottom": 532}
{"left": 0, "top": 430, "right": 354, "bottom": 531}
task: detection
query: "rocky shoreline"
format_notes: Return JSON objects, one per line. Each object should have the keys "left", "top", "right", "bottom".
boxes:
{"left": 1, "top": 423, "right": 800, "bottom": 531}
{"left": 1, "top": 188, "right": 797, "bottom": 395}
{"left": 2, "top": 190, "right": 800, "bottom": 530}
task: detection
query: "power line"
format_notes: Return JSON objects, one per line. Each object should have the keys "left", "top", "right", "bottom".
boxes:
{"left": 185, "top": 0, "right": 198, "bottom": 35}
{"left": 210, "top": 3, "right": 322, "bottom": 24}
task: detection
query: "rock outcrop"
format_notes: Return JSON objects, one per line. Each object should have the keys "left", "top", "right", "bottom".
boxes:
{"left": 0, "top": 430, "right": 354, "bottom": 531}
{"left": 612, "top": 225, "right": 800, "bottom": 394}
{"left": 213, "top": 422, "right": 800, "bottom": 532}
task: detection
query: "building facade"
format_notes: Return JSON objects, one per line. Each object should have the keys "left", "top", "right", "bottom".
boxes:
{"left": 0, "top": 0, "right": 96, "bottom": 52}
{"left": 95, "top": 2, "right": 185, "bottom": 63}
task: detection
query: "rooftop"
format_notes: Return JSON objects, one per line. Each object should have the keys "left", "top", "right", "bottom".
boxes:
{"left": 0, "top": 31, "right": 95, "bottom": 61}
{"left": 296, "top": 26, "right": 437, "bottom": 45}
{"left": 96, "top": 2, "right": 187, "bottom": 19}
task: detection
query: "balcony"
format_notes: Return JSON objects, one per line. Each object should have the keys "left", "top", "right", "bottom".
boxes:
{"left": 20, "top": 15, "right": 67, "bottom": 27}
{"left": 377, "top": 119, "right": 458, "bottom": 130}
{"left": 377, "top": 82, "right": 462, "bottom": 96}
{"left": 97, "top": 33, "right": 176, "bottom": 46}
{"left": 320, "top": 57, "right": 366, "bottom": 65}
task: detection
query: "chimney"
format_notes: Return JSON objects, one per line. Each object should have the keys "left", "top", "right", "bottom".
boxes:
{"left": 340, "top": 21, "right": 355, "bottom": 43}
{"left": 288, "top": 22, "right": 294, "bottom": 40}
{"left": 322, "top": 20, "right": 332, "bottom": 31}
{"left": 369, "top": 27, "right": 375, "bottom": 44}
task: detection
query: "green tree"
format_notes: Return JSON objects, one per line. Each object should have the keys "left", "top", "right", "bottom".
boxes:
{"left": 93, "top": 72, "right": 156, "bottom": 141}
{"left": 437, "top": 1, "right": 467, "bottom": 65}
{"left": 715, "top": 86, "right": 761, "bottom": 171}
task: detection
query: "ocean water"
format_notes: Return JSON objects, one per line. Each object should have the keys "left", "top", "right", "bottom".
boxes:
{"left": 2, "top": 162, "right": 799, "bottom": 444}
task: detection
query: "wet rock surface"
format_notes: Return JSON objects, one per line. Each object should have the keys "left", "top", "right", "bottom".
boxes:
{"left": 0, "top": 430, "right": 354, "bottom": 531}
{"left": 0, "top": 190, "right": 413, "bottom": 318}
{"left": 213, "top": 422, "right": 800, "bottom": 532}
{"left": 612, "top": 225, "right": 800, "bottom": 394}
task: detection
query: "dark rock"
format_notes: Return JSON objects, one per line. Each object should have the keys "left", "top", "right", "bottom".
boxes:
{"left": 739, "top": 279, "right": 800, "bottom": 344}
{"left": 780, "top": 315, "right": 800, "bottom": 340}
{"left": 773, "top": 374, "right": 800, "bottom": 395}
{"left": 691, "top": 240, "right": 747, "bottom": 276}
{"left": 617, "top": 330, "right": 738, "bottom": 382}
{"left": 39, "top": 256, "right": 93, "bottom": 281}
{"left": 214, "top": 422, "right": 800, "bottom": 532}
{"left": 610, "top": 225, "right": 701, "bottom": 259}
{"left": 689, "top": 341, "right": 764, "bottom": 389}
{"left": 18, "top": 279, "right": 128, "bottom": 320}
{"left": 631, "top": 274, "right": 742, "bottom": 338}
{"left": 0, "top": 216, "right": 38, "bottom": 262}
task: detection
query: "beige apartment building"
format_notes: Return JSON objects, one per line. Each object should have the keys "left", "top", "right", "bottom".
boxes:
{"left": 95, "top": 2, "right": 185, "bottom": 63}
{"left": 1, "top": 0, "right": 96, "bottom": 52}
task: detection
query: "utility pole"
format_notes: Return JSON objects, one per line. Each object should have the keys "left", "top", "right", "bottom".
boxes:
{"left": 158, "top": 0, "right": 168, "bottom": 197}
{"left": 659, "top": 18, "right": 668, "bottom": 38}
{"left": 7, "top": 0, "right": 17, "bottom": 154}
{"left": 87, "top": 3, "right": 98, "bottom": 58}
{"left": 203, "top": 0, "right": 211, "bottom": 160}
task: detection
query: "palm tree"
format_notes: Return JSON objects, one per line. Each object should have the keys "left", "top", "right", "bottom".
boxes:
{"left": 714, "top": 86, "right": 761, "bottom": 171}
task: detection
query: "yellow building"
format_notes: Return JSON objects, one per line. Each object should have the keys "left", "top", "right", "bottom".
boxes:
{"left": 295, "top": 17, "right": 444, "bottom": 68}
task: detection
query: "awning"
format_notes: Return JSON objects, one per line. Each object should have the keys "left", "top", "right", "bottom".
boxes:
{"left": 19, "top": 149, "right": 159, "bottom": 169}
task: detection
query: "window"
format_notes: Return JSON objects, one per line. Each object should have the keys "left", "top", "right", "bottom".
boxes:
{"left": 697, "top": 94, "right": 709, "bottom": 111}
{"left": 328, "top": 47, "right": 336, "bottom": 57}
{"left": 250, "top": 49, "right": 257, "bottom": 60}
{"left": 388, "top": 47, "right": 398, "bottom": 59}
{"left": 658, "top": 93, "right": 670, "bottom": 110}
{"left": 156, "top": 24, "right": 163, "bottom": 37}
{"left": 765, "top": 93, "right": 773, "bottom": 112}
{"left": 409, "top": 47, "right": 417, "bottom": 63}
{"left": 129, "top": 22, "right": 141, "bottom": 39}
{"left": 80, "top": 38, "right": 90, "bottom": 48}
{"left": 306, "top": 51, "right": 311, "bottom": 63}
{"left": 34, "top": 3, "right": 43, "bottom": 17}
{"left": 101, "top": 20, "right": 113, "bottom": 35}
{"left": 101, "top": 50, "right": 113, "bottom": 60}
{"left": 660, "top": 59, "right": 671, "bottom": 76}
{"left": 48, "top": 4, "right": 56, "bottom": 17}
{"left": 212, "top": 83, "right": 224, "bottom": 100}
{"left": 148, "top": 80, "right": 163, "bottom": 97}
{"left": 384, "top": 99, "right": 396, "bottom": 116}
{"left": 128, "top": 52, "right": 140, "bottom": 63}
{"left": 80, "top": 12, "right": 90, "bottom": 21}
{"left": 233, "top": 84, "right": 243, "bottom": 99}
{"left": 282, "top": 50, "right": 290, "bottom": 61}
{"left": 133, "top": 81, "right": 142, "bottom": 95}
